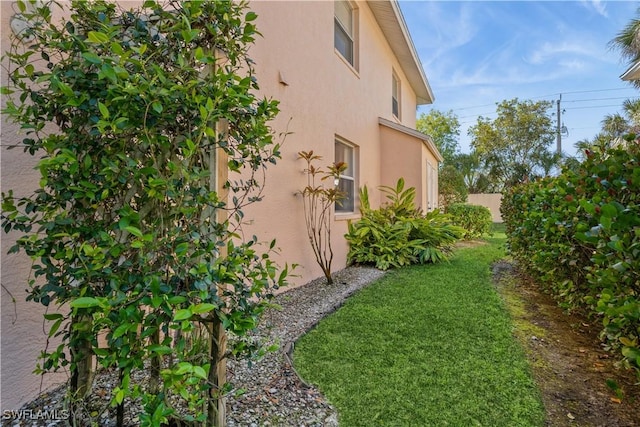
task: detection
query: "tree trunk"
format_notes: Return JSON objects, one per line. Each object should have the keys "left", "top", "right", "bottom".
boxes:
{"left": 69, "top": 314, "right": 94, "bottom": 420}
{"left": 149, "top": 325, "right": 161, "bottom": 395}
{"left": 117, "top": 369, "right": 124, "bottom": 427}
{"left": 206, "top": 315, "right": 227, "bottom": 427}
{"left": 203, "top": 112, "right": 229, "bottom": 427}
{"left": 323, "top": 268, "right": 334, "bottom": 285}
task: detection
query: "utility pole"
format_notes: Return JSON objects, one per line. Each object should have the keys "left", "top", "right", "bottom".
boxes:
{"left": 556, "top": 94, "right": 562, "bottom": 154}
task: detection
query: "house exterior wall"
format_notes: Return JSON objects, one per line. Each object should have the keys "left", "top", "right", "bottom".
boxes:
{"left": 243, "top": 0, "right": 433, "bottom": 286}
{"left": 0, "top": 1, "right": 74, "bottom": 410}
{"left": 0, "top": 0, "right": 438, "bottom": 408}
{"left": 379, "top": 125, "right": 441, "bottom": 213}
{"left": 379, "top": 125, "right": 422, "bottom": 204}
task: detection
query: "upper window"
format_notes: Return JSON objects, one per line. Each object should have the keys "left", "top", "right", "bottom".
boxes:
{"left": 392, "top": 72, "right": 401, "bottom": 120}
{"left": 334, "top": 0, "right": 355, "bottom": 66}
{"left": 335, "top": 139, "right": 356, "bottom": 213}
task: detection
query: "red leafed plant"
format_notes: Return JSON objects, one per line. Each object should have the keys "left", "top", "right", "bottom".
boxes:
{"left": 297, "top": 151, "right": 347, "bottom": 285}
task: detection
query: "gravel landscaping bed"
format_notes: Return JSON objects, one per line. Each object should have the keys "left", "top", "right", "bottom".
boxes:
{"left": 3, "top": 266, "right": 385, "bottom": 427}
{"left": 226, "top": 266, "right": 385, "bottom": 427}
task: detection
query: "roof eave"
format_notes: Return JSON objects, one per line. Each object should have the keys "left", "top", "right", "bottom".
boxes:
{"left": 621, "top": 61, "right": 640, "bottom": 81}
{"left": 368, "top": 0, "right": 434, "bottom": 105}
{"left": 379, "top": 117, "right": 444, "bottom": 162}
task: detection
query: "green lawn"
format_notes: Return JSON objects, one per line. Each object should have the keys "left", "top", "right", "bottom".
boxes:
{"left": 293, "top": 234, "right": 545, "bottom": 426}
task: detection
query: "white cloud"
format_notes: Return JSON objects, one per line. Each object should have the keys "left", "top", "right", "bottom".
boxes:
{"left": 580, "top": 0, "right": 608, "bottom": 17}
{"left": 407, "top": 0, "right": 630, "bottom": 117}
{"left": 557, "top": 59, "right": 587, "bottom": 71}
{"left": 408, "top": 1, "right": 638, "bottom": 155}
{"left": 526, "top": 40, "right": 598, "bottom": 65}
{"left": 413, "top": 2, "right": 478, "bottom": 66}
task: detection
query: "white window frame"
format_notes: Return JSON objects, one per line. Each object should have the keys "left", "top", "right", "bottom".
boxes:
{"left": 426, "top": 160, "right": 437, "bottom": 211}
{"left": 335, "top": 138, "right": 357, "bottom": 213}
{"left": 392, "top": 71, "right": 401, "bottom": 120}
{"left": 334, "top": 0, "right": 357, "bottom": 68}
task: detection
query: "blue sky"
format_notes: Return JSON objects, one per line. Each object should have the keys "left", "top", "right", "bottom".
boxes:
{"left": 398, "top": 0, "right": 640, "bottom": 157}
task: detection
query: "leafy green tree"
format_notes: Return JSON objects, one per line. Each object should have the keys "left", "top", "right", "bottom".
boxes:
{"left": 602, "top": 113, "right": 629, "bottom": 139}
{"left": 468, "top": 98, "right": 555, "bottom": 190}
{"left": 416, "top": 109, "right": 461, "bottom": 165}
{"left": 1, "top": 1, "right": 288, "bottom": 426}
{"left": 438, "top": 164, "right": 467, "bottom": 207}
{"left": 416, "top": 109, "right": 464, "bottom": 205}
{"left": 502, "top": 141, "right": 640, "bottom": 380}
{"left": 574, "top": 138, "right": 594, "bottom": 158}
{"left": 532, "top": 149, "right": 563, "bottom": 177}
{"left": 573, "top": 99, "right": 640, "bottom": 160}
{"left": 622, "top": 98, "right": 640, "bottom": 130}
{"left": 609, "top": 8, "right": 640, "bottom": 89}
{"left": 452, "top": 152, "right": 491, "bottom": 193}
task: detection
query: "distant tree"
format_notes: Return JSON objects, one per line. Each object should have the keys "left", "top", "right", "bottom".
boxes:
{"left": 562, "top": 156, "right": 582, "bottom": 173}
{"left": 578, "top": 132, "right": 621, "bottom": 157}
{"left": 438, "top": 165, "right": 467, "bottom": 208}
{"left": 573, "top": 138, "right": 593, "bottom": 158}
{"left": 416, "top": 109, "right": 461, "bottom": 165}
{"left": 451, "top": 152, "right": 491, "bottom": 193}
{"left": 468, "top": 98, "right": 555, "bottom": 190}
{"left": 416, "top": 110, "right": 464, "bottom": 206}
{"left": 622, "top": 98, "right": 640, "bottom": 130}
{"left": 609, "top": 9, "right": 640, "bottom": 89}
{"left": 601, "top": 113, "right": 629, "bottom": 139}
{"left": 533, "top": 149, "right": 563, "bottom": 178}
{"left": 573, "top": 99, "right": 640, "bottom": 159}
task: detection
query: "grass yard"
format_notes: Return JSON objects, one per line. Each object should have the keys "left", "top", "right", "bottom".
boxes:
{"left": 293, "top": 233, "right": 545, "bottom": 426}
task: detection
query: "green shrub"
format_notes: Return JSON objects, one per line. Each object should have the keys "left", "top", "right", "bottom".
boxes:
{"left": 501, "top": 139, "right": 640, "bottom": 380}
{"left": 446, "top": 203, "right": 493, "bottom": 239}
{"left": 345, "top": 179, "right": 463, "bottom": 270}
{"left": 0, "top": 1, "right": 288, "bottom": 424}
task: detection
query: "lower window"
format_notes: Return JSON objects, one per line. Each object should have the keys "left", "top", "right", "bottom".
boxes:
{"left": 335, "top": 139, "right": 356, "bottom": 213}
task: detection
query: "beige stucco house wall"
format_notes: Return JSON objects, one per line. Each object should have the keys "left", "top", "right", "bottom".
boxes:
{"left": 379, "top": 118, "right": 442, "bottom": 212}
{"left": 243, "top": 0, "right": 440, "bottom": 286}
{"left": 0, "top": 0, "right": 440, "bottom": 409}
{"left": 1, "top": 0, "right": 73, "bottom": 410}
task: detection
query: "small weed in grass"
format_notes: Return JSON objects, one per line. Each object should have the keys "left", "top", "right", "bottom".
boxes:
{"left": 294, "top": 236, "right": 544, "bottom": 426}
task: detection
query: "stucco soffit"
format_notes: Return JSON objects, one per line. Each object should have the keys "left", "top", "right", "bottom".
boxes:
{"left": 378, "top": 117, "right": 444, "bottom": 162}
{"left": 368, "top": 1, "right": 434, "bottom": 105}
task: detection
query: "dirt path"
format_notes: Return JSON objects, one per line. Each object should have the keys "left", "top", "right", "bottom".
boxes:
{"left": 493, "top": 260, "right": 640, "bottom": 427}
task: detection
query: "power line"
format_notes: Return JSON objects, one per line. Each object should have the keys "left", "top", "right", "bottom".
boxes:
{"left": 446, "top": 102, "right": 497, "bottom": 112}
{"left": 564, "top": 104, "right": 625, "bottom": 110}
{"left": 561, "top": 87, "right": 635, "bottom": 95}
{"left": 457, "top": 103, "right": 628, "bottom": 126}
{"left": 439, "top": 87, "right": 637, "bottom": 113}
{"left": 563, "top": 96, "right": 639, "bottom": 103}
{"left": 532, "top": 87, "right": 635, "bottom": 99}
{"left": 457, "top": 99, "right": 631, "bottom": 120}
{"left": 438, "top": 88, "right": 638, "bottom": 129}
{"left": 458, "top": 111, "right": 498, "bottom": 120}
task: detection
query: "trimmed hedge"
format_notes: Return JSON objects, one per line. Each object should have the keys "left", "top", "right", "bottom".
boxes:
{"left": 501, "top": 140, "right": 640, "bottom": 380}
{"left": 446, "top": 203, "right": 493, "bottom": 239}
